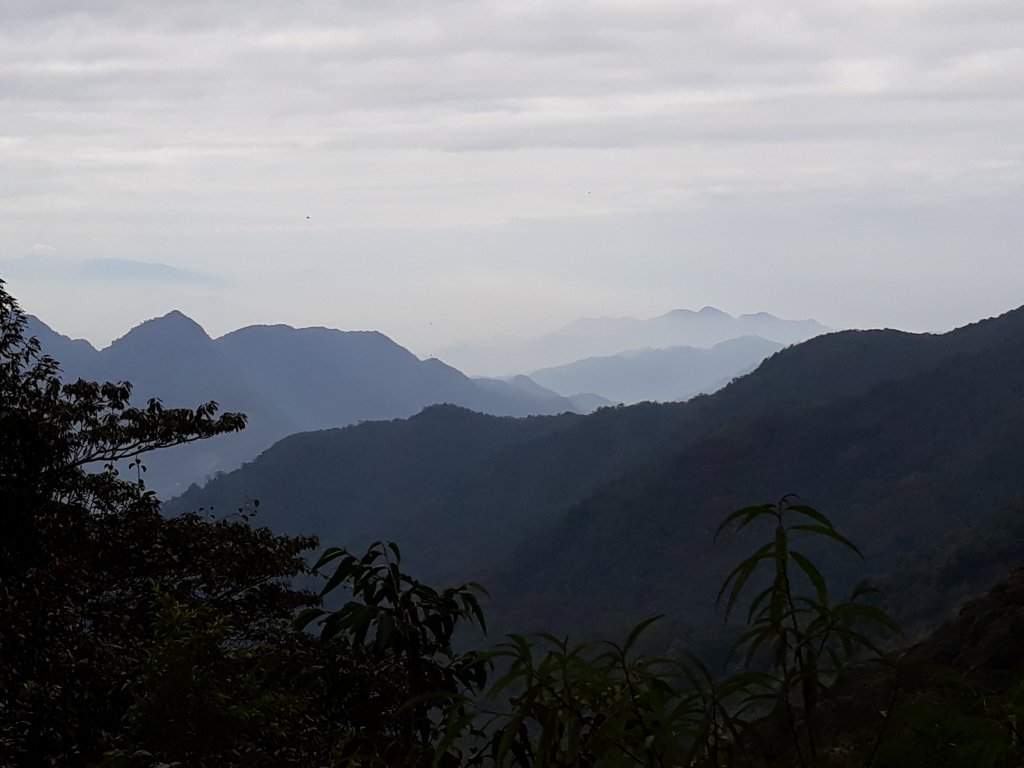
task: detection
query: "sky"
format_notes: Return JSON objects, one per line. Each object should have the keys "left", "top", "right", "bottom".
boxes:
{"left": 1, "top": 0, "right": 1023, "bottom": 357}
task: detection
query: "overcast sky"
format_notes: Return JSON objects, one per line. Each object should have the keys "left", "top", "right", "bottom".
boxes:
{"left": 2, "top": 0, "right": 1022, "bottom": 356}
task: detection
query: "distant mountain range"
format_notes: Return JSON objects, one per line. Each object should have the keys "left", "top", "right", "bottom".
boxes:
{"left": 28, "top": 307, "right": 827, "bottom": 494}
{"left": 26, "top": 312, "right": 595, "bottom": 497}
{"left": 437, "top": 306, "right": 830, "bottom": 376}
{"left": 168, "top": 304, "right": 1024, "bottom": 659}
{"left": 530, "top": 335, "right": 784, "bottom": 404}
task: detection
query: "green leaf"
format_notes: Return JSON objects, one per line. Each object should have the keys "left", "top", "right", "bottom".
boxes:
{"left": 623, "top": 615, "right": 664, "bottom": 654}
{"left": 746, "top": 585, "right": 774, "bottom": 624}
{"left": 292, "top": 606, "right": 326, "bottom": 631}
{"left": 789, "top": 524, "right": 863, "bottom": 558}
{"left": 717, "top": 541, "right": 775, "bottom": 616}
{"left": 714, "top": 504, "right": 774, "bottom": 540}
{"left": 319, "top": 556, "right": 356, "bottom": 596}
{"left": 787, "top": 503, "right": 836, "bottom": 529}
{"left": 790, "top": 550, "right": 829, "bottom": 604}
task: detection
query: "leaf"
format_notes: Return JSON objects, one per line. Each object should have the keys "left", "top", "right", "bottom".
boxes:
{"left": 292, "top": 606, "right": 326, "bottom": 631}
{"left": 746, "top": 585, "right": 774, "bottom": 624}
{"left": 849, "top": 579, "right": 882, "bottom": 601}
{"left": 716, "top": 541, "right": 775, "bottom": 615}
{"left": 790, "top": 550, "right": 829, "bottom": 604}
{"left": 789, "top": 524, "right": 863, "bottom": 558}
{"left": 623, "top": 615, "right": 664, "bottom": 654}
{"left": 311, "top": 546, "right": 347, "bottom": 572}
{"left": 714, "top": 504, "right": 774, "bottom": 541}
{"left": 319, "top": 556, "right": 356, "bottom": 596}
{"left": 386, "top": 540, "right": 401, "bottom": 562}
{"left": 786, "top": 503, "right": 835, "bottom": 529}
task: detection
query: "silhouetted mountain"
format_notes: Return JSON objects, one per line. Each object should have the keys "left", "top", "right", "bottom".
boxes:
{"left": 530, "top": 335, "right": 783, "bottom": 404}
{"left": 167, "top": 402, "right": 683, "bottom": 584}
{"left": 28, "top": 312, "right": 591, "bottom": 497}
{"left": 492, "top": 308, "right": 1024, "bottom": 649}
{"left": 437, "top": 306, "right": 829, "bottom": 376}
{"left": 169, "top": 305, "right": 1024, "bottom": 654}
{"left": 24, "top": 315, "right": 99, "bottom": 375}
{"left": 473, "top": 375, "right": 614, "bottom": 413}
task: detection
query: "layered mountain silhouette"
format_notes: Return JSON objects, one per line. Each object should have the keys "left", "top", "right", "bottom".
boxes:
{"left": 437, "top": 306, "right": 829, "bottom": 376}
{"left": 530, "top": 335, "right": 784, "bottom": 404}
{"left": 471, "top": 374, "right": 612, "bottom": 413}
{"left": 26, "top": 312, "right": 594, "bottom": 497}
{"left": 168, "top": 304, "right": 1024, "bottom": 657}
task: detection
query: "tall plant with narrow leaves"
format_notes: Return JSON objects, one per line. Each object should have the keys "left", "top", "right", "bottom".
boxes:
{"left": 475, "top": 619, "right": 698, "bottom": 768}
{"left": 715, "top": 496, "right": 900, "bottom": 766}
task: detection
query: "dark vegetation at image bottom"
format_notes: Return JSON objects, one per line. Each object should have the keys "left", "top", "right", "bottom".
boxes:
{"left": 3, "top": 280, "right": 1024, "bottom": 767}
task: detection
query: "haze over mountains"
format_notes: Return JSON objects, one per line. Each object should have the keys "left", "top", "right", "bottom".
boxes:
{"left": 28, "top": 306, "right": 824, "bottom": 495}
{"left": 530, "top": 335, "right": 784, "bottom": 404}
{"left": 26, "top": 312, "right": 592, "bottom": 497}
{"left": 168, "top": 304, "right": 1024, "bottom": 658}
{"left": 437, "top": 306, "right": 829, "bottom": 377}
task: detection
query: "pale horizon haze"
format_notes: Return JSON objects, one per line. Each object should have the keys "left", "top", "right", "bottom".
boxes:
{"left": 2, "top": 1, "right": 1023, "bottom": 357}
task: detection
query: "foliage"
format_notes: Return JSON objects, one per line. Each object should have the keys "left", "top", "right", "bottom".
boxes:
{"left": 0, "top": 281, "right": 317, "bottom": 765}
{"left": 296, "top": 540, "right": 491, "bottom": 766}
{"left": 477, "top": 622, "right": 690, "bottom": 767}
{"left": 97, "top": 590, "right": 288, "bottom": 766}
{"left": 463, "top": 499, "right": 901, "bottom": 768}
{"left": 714, "top": 496, "right": 899, "bottom": 765}
{"left": 864, "top": 567, "right": 1024, "bottom": 767}
{"left": 472, "top": 624, "right": 775, "bottom": 768}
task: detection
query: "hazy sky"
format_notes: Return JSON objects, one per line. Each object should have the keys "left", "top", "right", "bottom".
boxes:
{"left": 2, "top": 0, "right": 1023, "bottom": 356}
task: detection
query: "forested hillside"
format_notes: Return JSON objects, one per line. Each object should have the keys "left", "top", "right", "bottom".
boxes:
{"left": 168, "top": 402, "right": 684, "bottom": 582}
{"left": 492, "top": 315, "right": 1024, "bottom": 648}
{"left": 170, "top": 305, "right": 1024, "bottom": 655}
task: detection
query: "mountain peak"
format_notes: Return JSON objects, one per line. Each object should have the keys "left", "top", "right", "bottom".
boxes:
{"left": 698, "top": 305, "right": 729, "bottom": 316}
{"left": 109, "top": 310, "right": 210, "bottom": 350}
{"left": 145, "top": 310, "right": 205, "bottom": 332}
{"left": 662, "top": 306, "right": 732, "bottom": 319}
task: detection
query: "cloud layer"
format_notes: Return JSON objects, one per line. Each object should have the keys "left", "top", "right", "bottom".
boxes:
{"left": 1, "top": 1, "right": 1022, "bottom": 351}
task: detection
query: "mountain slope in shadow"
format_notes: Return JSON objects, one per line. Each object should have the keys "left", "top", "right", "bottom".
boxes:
{"left": 169, "top": 305, "right": 1024, "bottom": 654}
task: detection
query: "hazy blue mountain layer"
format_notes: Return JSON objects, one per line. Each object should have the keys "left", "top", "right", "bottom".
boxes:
{"left": 437, "top": 305, "right": 828, "bottom": 376}
{"left": 26, "top": 312, "right": 590, "bottom": 497}
{"left": 169, "top": 305, "right": 1024, "bottom": 656}
{"left": 473, "top": 374, "right": 614, "bottom": 412}
{"left": 530, "top": 335, "right": 783, "bottom": 404}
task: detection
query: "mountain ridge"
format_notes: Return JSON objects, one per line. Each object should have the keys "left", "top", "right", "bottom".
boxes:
{"left": 26, "top": 310, "right": 593, "bottom": 497}
{"left": 529, "top": 335, "right": 784, "bottom": 404}
{"left": 167, "top": 303, "right": 1024, "bottom": 656}
{"left": 437, "top": 306, "right": 830, "bottom": 376}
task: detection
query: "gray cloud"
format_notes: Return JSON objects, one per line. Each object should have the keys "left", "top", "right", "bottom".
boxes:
{"left": 0, "top": 1, "right": 1021, "bottom": 351}
{"left": 2, "top": 255, "right": 226, "bottom": 287}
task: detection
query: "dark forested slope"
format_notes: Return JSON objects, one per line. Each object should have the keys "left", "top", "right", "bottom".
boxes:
{"left": 168, "top": 306, "right": 1024, "bottom": 648}
{"left": 168, "top": 402, "right": 685, "bottom": 582}
{"left": 492, "top": 307, "right": 1024, "bottom": 646}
